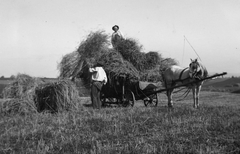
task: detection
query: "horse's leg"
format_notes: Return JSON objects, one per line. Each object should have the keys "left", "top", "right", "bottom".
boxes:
{"left": 196, "top": 84, "right": 202, "bottom": 108}
{"left": 192, "top": 86, "right": 197, "bottom": 108}
{"left": 166, "top": 88, "right": 174, "bottom": 108}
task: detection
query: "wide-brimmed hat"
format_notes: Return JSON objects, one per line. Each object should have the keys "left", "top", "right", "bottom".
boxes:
{"left": 112, "top": 25, "right": 119, "bottom": 30}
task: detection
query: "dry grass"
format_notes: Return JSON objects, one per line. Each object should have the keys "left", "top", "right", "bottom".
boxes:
{"left": 0, "top": 91, "right": 240, "bottom": 153}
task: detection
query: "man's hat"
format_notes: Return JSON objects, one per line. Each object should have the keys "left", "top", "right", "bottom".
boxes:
{"left": 112, "top": 25, "right": 119, "bottom": 30}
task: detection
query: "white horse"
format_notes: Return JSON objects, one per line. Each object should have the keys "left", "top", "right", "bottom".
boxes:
{"left": 162, "top": 58, "right": 208, "bottom": 108}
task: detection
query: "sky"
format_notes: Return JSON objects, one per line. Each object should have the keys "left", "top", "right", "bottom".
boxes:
{"left": 0, "top": 0, "right": 240, "bottom": 78}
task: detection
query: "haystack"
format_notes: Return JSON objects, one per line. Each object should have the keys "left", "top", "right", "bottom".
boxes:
{"left": 58, "top": 51, "right": 80, "bottom": 78}
{"left": 58, "top": 30, "right": 177, "bottom": 90}
{"left": 1, "top": 73, "right": 44, "bottom": 114}
{"left": 58, "top": 31, "right": 141, "bottom": 91}
{"left": 115, "top": 39, "right": 162, "bottom": 71}
{"left": 34, "top": 79, "right": 80, "bottom": 112}
{"left": 2, "top": 73, "right": 43, "bottom": 99}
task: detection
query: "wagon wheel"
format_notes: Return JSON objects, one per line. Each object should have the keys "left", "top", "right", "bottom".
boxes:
{"left": 144, "top": 93, "right": 158, "bottom": 107}
{"left": 122, "top": 90, "right": 135, "bottom": 107}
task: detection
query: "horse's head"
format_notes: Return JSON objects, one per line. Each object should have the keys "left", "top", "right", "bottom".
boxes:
{"left": 189, "top": 58, "right": 207, "bottom": 80}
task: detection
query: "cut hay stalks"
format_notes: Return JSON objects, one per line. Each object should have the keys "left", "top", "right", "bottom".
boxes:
{"left": 2, "top": 73, "right": 44, "bottom": 99}
{"left": 0, "top": 98, "right": 38, "bottom": 115}
{"left": 1, "top": 73, "right": 44, "bottom": 114}
{"left": 115, "top": 38, "right": 145, "bottom": 71}
{"left": 34, "top": 79, "right": 81, "bottom": 113}
{"left": 99, "top": 49, "right": 140, "bottom": 81}
{"left": 58, "top": 51, "right": 81, "bottom": 78}
{"left": 115, "top": 38, "right": 163, "bottom": 71}
{"left": 77, "top": 30, "right": 110, "bottom": 66}
{"left": 58, "top": 30, "right": 178, "bottom": 89}
{"left": 59, "top": 31, "right": 141, "bottom": 89}
{"left": 140, "top": 65, "right": 162, "bottom": 82}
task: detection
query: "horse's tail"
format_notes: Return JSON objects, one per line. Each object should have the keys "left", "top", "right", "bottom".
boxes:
{"left": 160, "top": 69, "right": 168, "bottom": 89}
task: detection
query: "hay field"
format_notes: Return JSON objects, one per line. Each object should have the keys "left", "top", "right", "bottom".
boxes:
{"left": 0, "top": 91, "right": 240, "bottom": 154}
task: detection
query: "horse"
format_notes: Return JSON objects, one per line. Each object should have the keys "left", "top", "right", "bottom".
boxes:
{"left": 162, "top": 58, "right": 208, "bottom": 108}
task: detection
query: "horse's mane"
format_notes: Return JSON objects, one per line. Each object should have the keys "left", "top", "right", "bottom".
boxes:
{"left": 196, "top": 60, "right": 208, "bottom": 78}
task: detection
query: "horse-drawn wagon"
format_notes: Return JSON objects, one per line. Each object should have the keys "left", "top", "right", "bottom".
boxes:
{"left": 100, "top": 59, "right": 227, "bottom": 108}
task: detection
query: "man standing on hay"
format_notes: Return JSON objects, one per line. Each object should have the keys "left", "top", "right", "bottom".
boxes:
{"left": 89, "top": 61, "right": 107, "bottom": 109}
{"left": 111, "top": 25, "right": 124, "bottom": 48}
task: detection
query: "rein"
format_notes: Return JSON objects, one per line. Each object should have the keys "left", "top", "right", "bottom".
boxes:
{"left": 174, "top": 87, "right": 191, "bottom": 102}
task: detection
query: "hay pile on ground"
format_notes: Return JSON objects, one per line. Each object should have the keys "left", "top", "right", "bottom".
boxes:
{"left": 34, "top": 79, "right": 81, "bottom": 112}
{"left": 0, "top": 98, "right": 37, "bottom": 114}
{"left": 1, "top": 73, "right": 44, "bottom": 114}
{"left": 2, "top": 74, "right": 43, "bottom": 99}
{"left": 1, "top": 74, "right": 81, "bottom": 114}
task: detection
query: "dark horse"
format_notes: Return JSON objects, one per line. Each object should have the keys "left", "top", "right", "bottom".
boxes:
{"left": 162, "top": 58, "right": 208, "bottom": 108}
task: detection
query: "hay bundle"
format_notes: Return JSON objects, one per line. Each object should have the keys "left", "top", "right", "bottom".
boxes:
{"left": 145, "top": 52, "right": 161, "bottom": 70}
{"left": 58, "top": 51, "right": 80, "bottom": 78}
{"left": 34, "top": 79, "right": 80, "bottom": 112}
{"left": 77, "top": 30, "right": 110, "bottom": 65}
{"left": 99, "top": 49, "right": 140, "bottom": 80}
{"left": 2, "top": 73, "right": 44, "bottom": 99}
{"left": 115, "top": 38, "right": 163, "bottom": 72}
{"left": 1, "top": 73, "right": 44, "bottom": 114}
{"left": 140, "top": 66, "right": 161, "bottom": 82}
{"left": 0, "top": 98, "right": 37, "bottom": 114}
{"left": 115, "top": 38, "right": 146, "bottom": 71}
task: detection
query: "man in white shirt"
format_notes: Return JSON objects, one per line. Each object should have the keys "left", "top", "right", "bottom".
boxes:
{"left": 111, "top": 25, "right": 124, "bottom": 48}
{"left": 89, "top": 62, "right": 107, "bottom": 109}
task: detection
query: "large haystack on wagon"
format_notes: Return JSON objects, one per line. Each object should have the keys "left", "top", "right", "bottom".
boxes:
{"left": 58, "top": 30, "right": 177, "bottom": 107}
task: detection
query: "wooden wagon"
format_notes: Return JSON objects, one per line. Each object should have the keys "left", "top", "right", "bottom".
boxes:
{"left": 100, "top": 73, "right": 162, "bottom": 107}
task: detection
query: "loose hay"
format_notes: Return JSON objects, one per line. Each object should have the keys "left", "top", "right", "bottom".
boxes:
{"left": 2, "top": 73, "right": 44, "bottom": 99}
{"left": 77, "top": 30, "right": 110, "bottom": 66}
{"left": 58, "top": 30, "right": 178, "bottom": 94}
{"left": 1, "top": 98, "right": 37, "bottom": 114}
{"left": 58, "top": 51, "right": 81, "bottom": 78}
{"left": 98, "top": 49, "right": 140, "bottom": 80}
{"left": 115, "top": 39, "right": 162, "bottom": 71}
{"left": 34, "top": 79, "right": 81, "bottom": 112}
{"left": 1, "top": 73, "right": 44, "bottom": 114}
{"left": 1, "top": 74, "right": 81, "bottom": 114}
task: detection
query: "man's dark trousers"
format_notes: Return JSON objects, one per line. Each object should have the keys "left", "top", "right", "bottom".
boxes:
{"left": 91, "top": 81, "right": 103, "bottom": 109}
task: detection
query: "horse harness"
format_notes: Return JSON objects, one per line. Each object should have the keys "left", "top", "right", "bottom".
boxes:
{"left": 171, "top": 67, "right": 190, "bottom": 85}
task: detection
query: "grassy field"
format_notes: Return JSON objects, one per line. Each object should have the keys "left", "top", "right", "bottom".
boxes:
{"left": 0, "top": 91, "right": 240, "bottom": 154}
